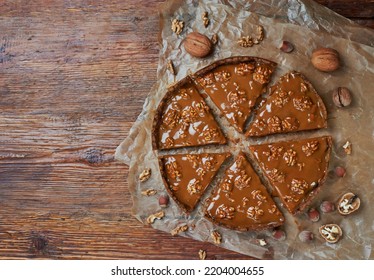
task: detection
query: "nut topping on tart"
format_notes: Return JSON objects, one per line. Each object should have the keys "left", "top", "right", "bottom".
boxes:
{"left": 250, "top": 136, "right": 332, "bottom": 215}
{"left": 153, "top": 77, "right": 226, "bottom": 150}
{"left": 194, "top": 57, "right": 276, "bottom": 133}
{"left": 159, "top": 153, "right": 230, "bottom": 213}
{"left": 204, "top": 152, "right": 284, "bottom": 231}
{"left": 247, "top": 71, "right": 327, "bottom": 137}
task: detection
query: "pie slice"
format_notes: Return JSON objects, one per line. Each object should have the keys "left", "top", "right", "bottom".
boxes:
{"left": 159, "top": 152, "right": 230, "bottom": 213}
{"left": 246, "top": 71, "right": 327, "bottom": 137}
{"left": 249, "top": 136, "right": 332, "bottom": 215}
{"left": 194, "top": 57, "right": 276, "bottom": 133}
{"left": 204, "top": 152, "right": 284, "bottom": 231}
{"left": 152, "top": 77, "right": 226, "bottom": 150}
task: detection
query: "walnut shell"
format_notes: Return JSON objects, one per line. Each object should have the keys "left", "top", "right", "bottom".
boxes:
{"left": 183, "top": 32, "right": 213, "bottom": 58}
{"left": 337, "top": 192, "right": 360, "bottom": 215}
{"left": 311, "top": 48, "right": 340, "bottom": 72}
{"left": 319, "top": 224, "right": 342, "bottom": 243}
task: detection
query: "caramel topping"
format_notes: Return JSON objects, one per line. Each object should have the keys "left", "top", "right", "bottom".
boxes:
{"left": 204, "top": 152, "right": 284, "bottom": 231}
{"left": 247, "top": 72, "right": 327, "bottom": 137}
{"left": 196, "top": 60, "right": 276, "bottom": 132}
{"left": 159, "top": 153, "right": 230, "bottom": 213}
{"left": 156, "top": 79, "right": 226, "bottom": 150}
{"left": 250, "top": 136, "right": 332, "bottom": 214}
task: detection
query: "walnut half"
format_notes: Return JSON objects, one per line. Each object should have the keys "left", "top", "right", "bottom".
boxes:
{"left": 319, "top": 224, "right": 343, "bottom": 243}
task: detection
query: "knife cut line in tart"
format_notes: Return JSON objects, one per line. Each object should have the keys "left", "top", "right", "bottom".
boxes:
{"left": 246, "top": 71, "right": 327, "bottom": 137}
{"left": 249, "top": 136, "right": 332, "bottom": 215}
{"left": 193, "top": 56, "right": 277, "bottom": 133}
{"left": 204, "top": 152, "right": 285, "bottom": 231}
{"left": 158, "top": 152, "right": 231, "bottom": 213}
{"left": 152, "top": 76, "right": 227, "bottom": 150}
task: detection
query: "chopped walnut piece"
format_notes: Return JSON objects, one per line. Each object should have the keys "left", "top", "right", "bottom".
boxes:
{"left": 247, "top": 206, "right": 264, "bottom": 221}
{"left": 234, "top": 170, "right": 251, "bottom": 190}
{"left": 202, "top": 12, "right": 209, "bottom": 27}
{"left": 283, "top": 149, "right": 297, "bottom": 166}
{"left": 343, "top": 141, "right": 352, "bottom": 155}
{"left": 267, "top": 116, "right": 283, "bottom": 133}
{"left": 214, "top": 70, "right": 231, "bottom": 82}
{"left": 211, "top": 231, "right": 222, "bottom": 244}
{"left": 268, "top": 168, "right": 285, "bottom": 183}
{"left": 198, "top": 249, "right": 207, "bottom": 260}
{"left": 141, "top": 189, "right": 157, "bottom": 196}
{"left": 146, "top": 210, "right": 165, "bottom": 224}
{"left": 216, "top": 204, "right": 235, "bottom": 219}
{"left": 235, "top": 63, "right": 255, "bottom": 75}
{"left": 302, "top": 140, "right": 319, "bottom": 156}
{"left": 290, "top": 179, "right": 309, "bottom": 195}
{"left": 282, "top": 117, "right": 299, "bottom": 131}
{"left": 165, "top": 160, "right": 182, "bottom": 180}
{"left": 253, "top": 66, "right": 272, "bottom": 84}
{"left": 211, "top": 33, "right": 218, "bottom": 44}
{"left": 257, "top": 239, "right": 267, "bottom": 246}
{"left": 202, "top": 128, "right": 220, "bottom": 141}
{"left": 293, "top": 96, "right": 313, "bottom": 111}
{"left": 238, "top": 36, "right": 254, "bottom": 47}
{"left": 187, "top": 179, "right": 203, "bottom": 195}
{"left": 300, "top": 82, "right": 308, "bottom": 92}
{"left": 171, "top": 224, "right": 188, "bottom": 236}
{"left": 263, "top": 145, "right": 284, "bottom": 160}
{"left": 251, "top": 190, "right": 267, "bottom": 205}
{"left": 164, "top": 137, "right": 174, "bottom": 148}
{"left": 139, "top": 168, "right": 151, "bottom": 182}
{"left": 171, "top": 18, "right": 184, "bottom": 35}
{"left": 166, "top": 59, "right": 175, "bottom": 75}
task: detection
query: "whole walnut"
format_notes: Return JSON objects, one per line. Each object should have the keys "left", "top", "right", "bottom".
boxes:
{"left": 311, "top": 48, "right": 340, "bottom": 72}
{"left": 183, "top": 32, "right": 213, "bottom": 58}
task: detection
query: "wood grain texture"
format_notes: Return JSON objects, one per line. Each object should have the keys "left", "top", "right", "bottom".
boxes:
{"left": 0, "top": 0, "right": 372, "bottom": 260}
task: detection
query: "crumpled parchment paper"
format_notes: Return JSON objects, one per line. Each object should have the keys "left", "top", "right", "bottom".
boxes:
{"left": 115, "top": 0, "right": 374, "bottom": 259}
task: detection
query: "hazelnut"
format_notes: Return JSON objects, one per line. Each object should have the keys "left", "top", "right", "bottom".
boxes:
{"left": 320, "top": 201, "right": 335, "bottom": 213}
{"left": 319, "top": 224, "right": 343, "bottom": 243}
{"left": 334, "top": 166, "right": 346, "bottom": 177}
{"left": 311, "top": 47, "right": 340, "bottom": 72}
{"left": 272, "top": 229, "right": 286, "bottom": 241}
{"left": 307, "top": 208, "right": 320, "bottom": 222}
{"left": 158, "top": 194, "right": 170, "bottom": 208}
{"left": 299, "top": 230, "right": 314, "bottom": 242}
{"left": 337, "top": 192, "right": 360, "bottom": 215}
{"left": 279, "top": 40, "right": 294, "bottom": 53}
{"left": 183, "top": 32, "right": 213, "bottom": 58}
{"left": 332, "top": 87, "right": 352, "bottom": 107}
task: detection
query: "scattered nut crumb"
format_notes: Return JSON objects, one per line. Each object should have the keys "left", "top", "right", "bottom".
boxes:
{"left": 238, "top": 25, "right": 265, "bottom": 47}
{"left": 257, "top": 239, "right": 267, "bottom": 246}
{"left": 141, "top": 189, "right": 157, "bottom": 196}
{"left": 166, "top": 60, "right": 175, "bottom": 75}
{"left": 146, "top": 210, "right": 165, "bottom": 224}
{"left": 343, "top": 141, "right": 352, "bottom": 155}
{"left": 198, "top": 249, "right": 207, "bottom": 260}
{"left": 171, "top": 224, "right": 188, "bottom": 236}
{"left": 211, "top": 230, "right": 222, "bottom": 244}
{"left": 238, "top": 36, "right": 254, "bottom": 47}
{"left": 211, "top": 34, "right": 218, "bottom": 45}
{"left": 202, "top": 12, "right": 210, "bottom": 27}
{"left": 139, "top": 168, "right": 151, "bottom": 182}
{"left": 171, "top": 18, "right": 184, "bottom": 35}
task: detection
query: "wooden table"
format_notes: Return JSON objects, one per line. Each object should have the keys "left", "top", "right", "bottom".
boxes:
{"left": 0, "top": 0, "right": 373, "bottom": 260}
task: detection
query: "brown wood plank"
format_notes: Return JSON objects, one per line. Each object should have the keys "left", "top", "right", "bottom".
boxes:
{"left": 0, "top": 0, "right": 372, "bottom": 260}
{"left": 315, "top": 0, "right": 374, "bottom": 18}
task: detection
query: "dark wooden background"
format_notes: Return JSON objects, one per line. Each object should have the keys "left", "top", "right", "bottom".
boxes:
{"left": 0, "top": 0, "right": 373, "bottom": 259}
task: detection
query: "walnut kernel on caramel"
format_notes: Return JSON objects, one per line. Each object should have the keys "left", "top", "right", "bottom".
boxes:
{"left": 302, "top": 140, "right": 319, "bottom": 156}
